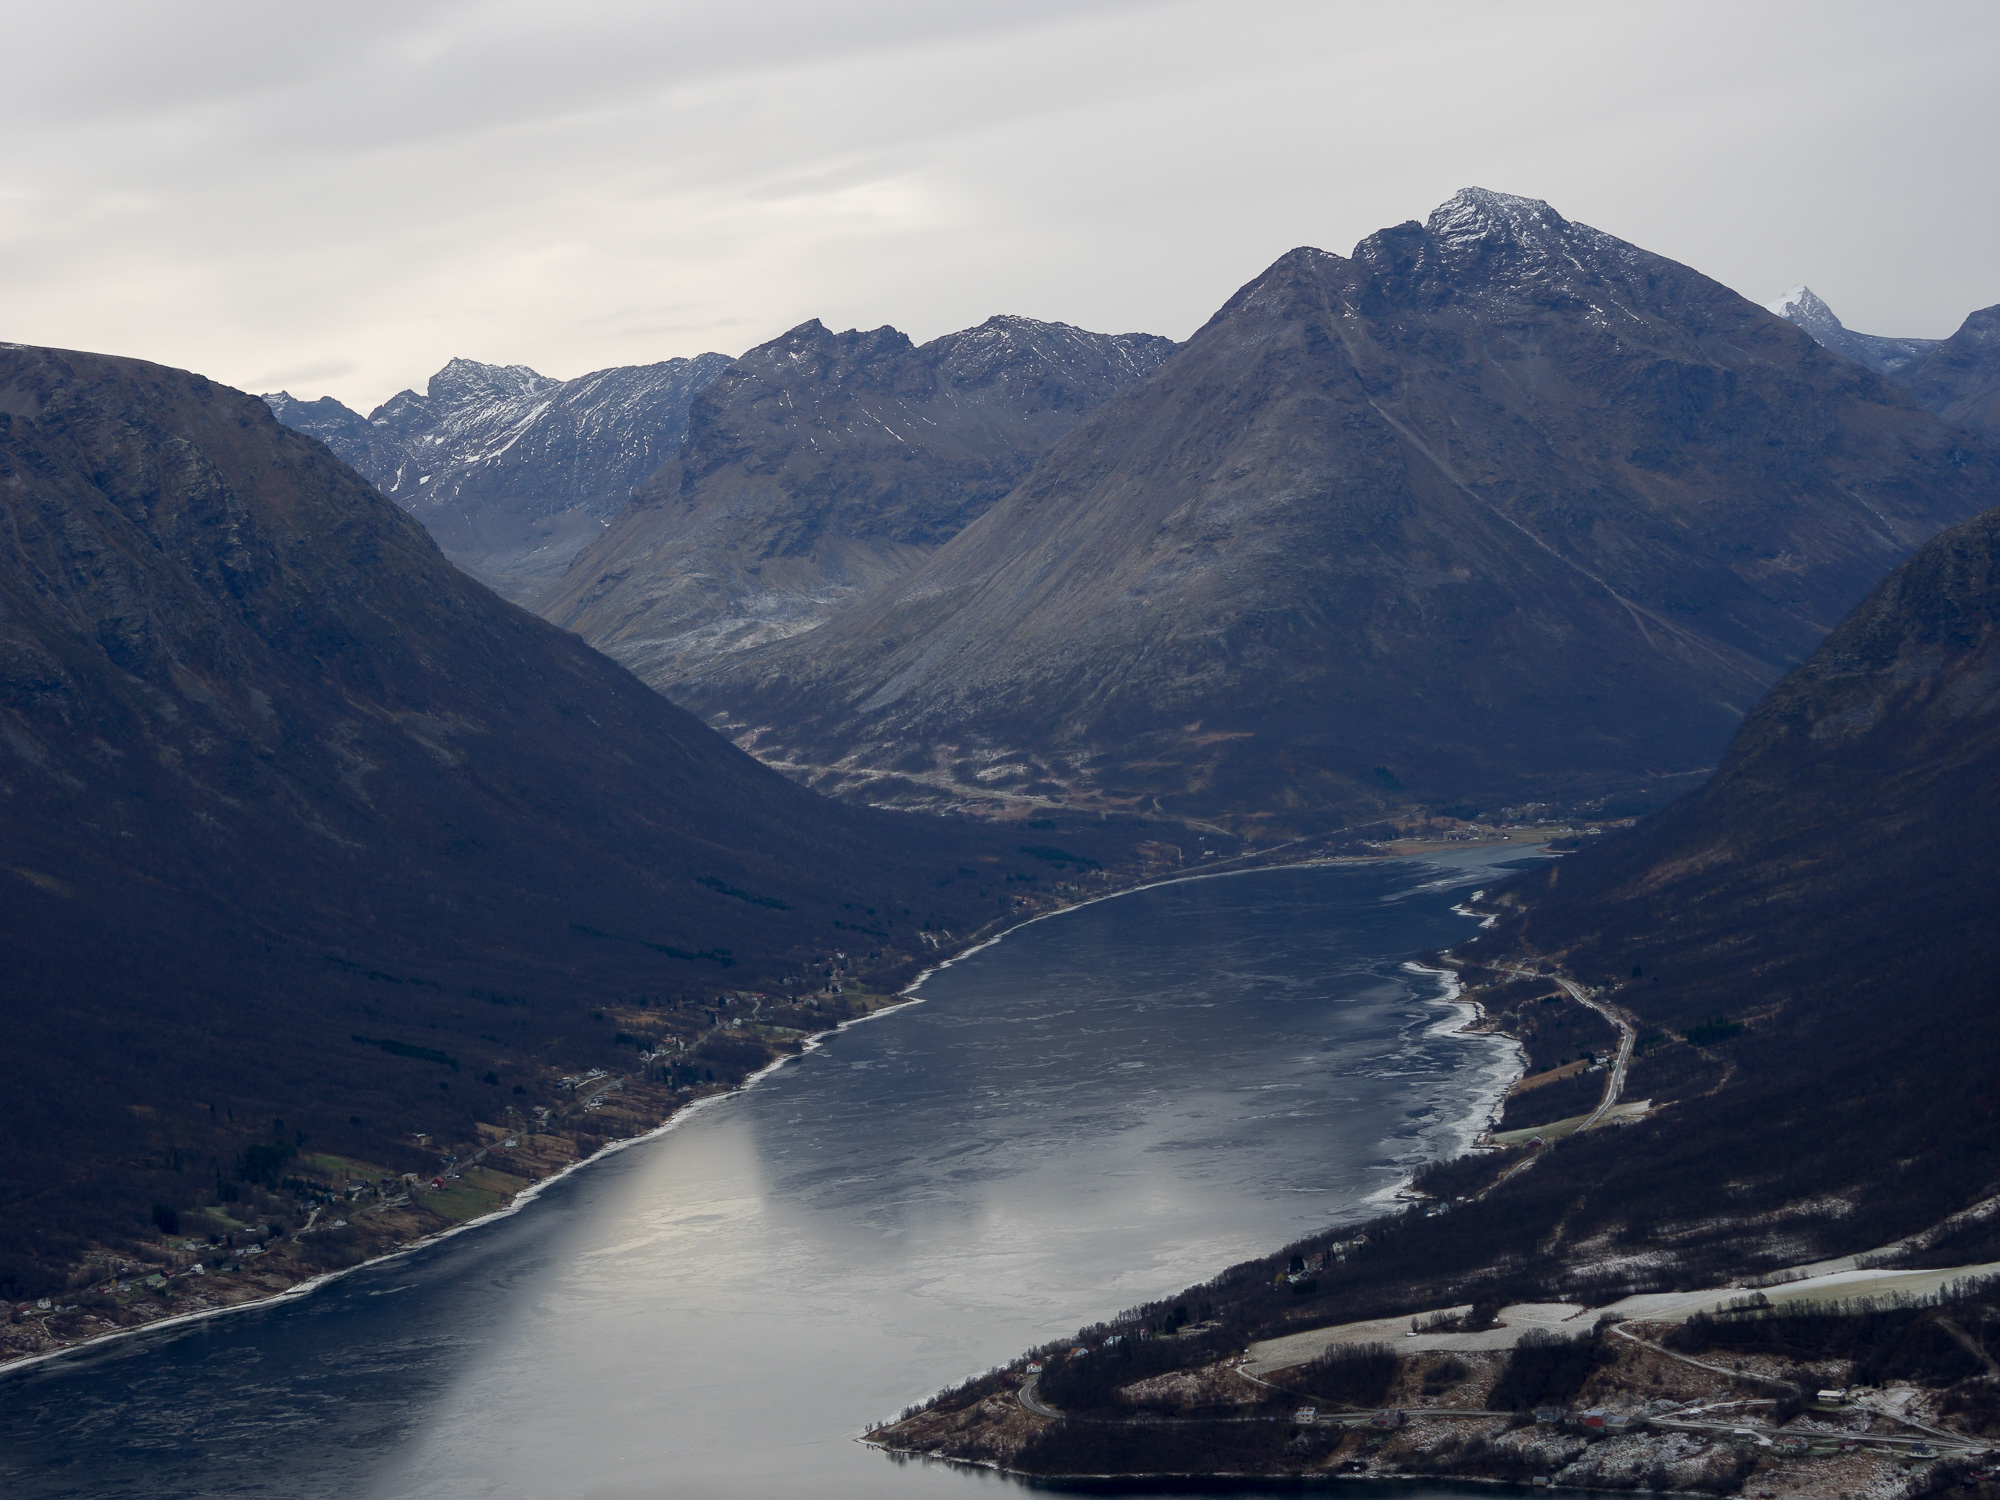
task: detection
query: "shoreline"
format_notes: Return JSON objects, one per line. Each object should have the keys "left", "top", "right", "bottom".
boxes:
{"left": 2, "top": 845, "right": 1535, "bottom": 1381}
{"left": 1402, "top": 960, "right": 1529, "bottom": 1167}
{"left": 862, "top": 852, "right": 1542, "bottom": 1430}
{"left": 864, "top": 1438, "right": 1661, "bottom": 1495}
{"left": 0, "top": 1034, "right": 806, "bottom": 1380}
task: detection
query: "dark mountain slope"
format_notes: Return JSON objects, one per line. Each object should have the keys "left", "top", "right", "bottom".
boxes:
{"left": 1898, "top": 304, "right": 2000, "bottom": 439}
{"left": 540, "top": 316, "right": 1176, "bottom": 686}
{"left": 1456, "top": 497, "right": 2000, "bottom": 1280}
{"left": 0, "top": 344, "right": 1089, "bottom": 1294}
{"left": 684, "top": 190, "right": 1995, "bottom": 831}
{"left": 265, "top": 352, "right": 731, "bottom": 601}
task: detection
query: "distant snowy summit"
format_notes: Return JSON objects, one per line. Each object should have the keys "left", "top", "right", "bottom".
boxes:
{"left": 1767, "top": 285, "right": 2000, "bottom": 438}
{"left": 265, "top": 352, "right": 731, "bottom": 602}
{"left": 1763, "top": 284, "right": 1937, "bottom": 375}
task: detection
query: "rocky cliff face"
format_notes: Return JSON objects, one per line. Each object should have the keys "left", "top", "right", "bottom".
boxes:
{"left": 1763, "top": 284, "right": 1937, "bottom": 375}
{"left": 1896, "top": 303, "right": 2000, "bottom": 439}
{"left": 538, "top": 316, "right": 1176, "bottom": 685}
{"left": 0, "top": 343, "right": 1070, "bottom": 1285}
{"left": 680, "top": 190, "right": 1997, "bottom": 831}
{"left": 265, "top": 352, "right": 730, "bottom": 600}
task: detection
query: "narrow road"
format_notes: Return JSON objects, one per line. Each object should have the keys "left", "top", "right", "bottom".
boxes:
{"left": 1018, "top": 1373, "right": 1062, "bottom": 1419}
{"left": 1607, "top": 1321, "right": 1797, "bottom": 1395}
{"left": 1498, "top": 963, "right": 1637, "bottom": 1132}
{"left": 1557, "top": 976, "right": 1637, "bottom": 1130}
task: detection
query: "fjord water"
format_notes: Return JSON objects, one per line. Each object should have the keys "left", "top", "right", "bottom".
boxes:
{"left": 1, "top": 850, "right": 1538, "bottom": 1499}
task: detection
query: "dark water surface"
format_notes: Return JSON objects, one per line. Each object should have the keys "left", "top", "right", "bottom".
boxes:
{"left": 1, "top": 850, "right": 1544, "bottom": 1499}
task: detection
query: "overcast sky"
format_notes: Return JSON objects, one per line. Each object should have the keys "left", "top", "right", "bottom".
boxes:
{"left": 5, "top": 0, "right": 1995, "bottom": 410}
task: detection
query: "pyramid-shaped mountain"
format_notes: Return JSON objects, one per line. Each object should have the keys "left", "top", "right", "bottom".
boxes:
{"left": 677, "top": 190, "right": 1998, "bottom": 830}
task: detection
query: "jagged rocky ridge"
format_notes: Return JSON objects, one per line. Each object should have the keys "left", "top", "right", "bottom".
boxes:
{"left": 1762, "top": 285, "right": 1937, "bottom": 375}
{"left": 0, "top": 342, "right": 1093, "bottom": 1291}
{"left": 1768, "top": 287, "right": 2000, "bottom": 439}
{"left": 539, "top": 316, "right": 1176, "bottom": 685}
{"left": 265, "top": 352, "right": 731, "bottom": 600}
{"left": 677, "top": 189, "right": 1997, "bottom": 831}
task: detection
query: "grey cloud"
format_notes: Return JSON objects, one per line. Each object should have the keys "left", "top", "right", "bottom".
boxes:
{"left": 2, "top": 0, "right": 1994, "bottom": 412}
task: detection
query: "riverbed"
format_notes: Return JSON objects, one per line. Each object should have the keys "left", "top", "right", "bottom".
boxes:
{"left": 0, "top": 848, "right": 1542, "bottom": 1499}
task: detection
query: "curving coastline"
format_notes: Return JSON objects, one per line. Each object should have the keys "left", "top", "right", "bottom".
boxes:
{"left": 3, "top": 845, "right": 1533, "bottom": 1384}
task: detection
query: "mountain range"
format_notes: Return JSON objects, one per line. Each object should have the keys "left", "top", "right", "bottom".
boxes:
{"left": 538, "top": 316, "right": 1176, "bottom": 685}
{"left": 0, "top": 343, "right": 1099, "bottom": 1293}
{"left": 663, "top": 190, "right": 1996, "bottom": 832}
{"left": 264, "top": 351, "right": 731, "bottom": 600}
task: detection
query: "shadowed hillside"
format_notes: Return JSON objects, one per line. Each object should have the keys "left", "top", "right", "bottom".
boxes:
{"left": 1466, "top": 496, "right": 2000, "bottom": 1272}
{"left": 0, "top": 343, "right": 1124, "bottom": 1297}
{"left": 1898, "top": 304, "right": 2000, "bottom": 440}
{"left": 1210, "top": 495, "right": 2000, "bottom": 1312}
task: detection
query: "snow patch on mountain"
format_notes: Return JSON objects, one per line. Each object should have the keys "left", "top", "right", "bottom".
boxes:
{"left": 264, "top": 352, "right": 732, "bottom": 601}
{"left": 1765, "top": 284, "right": 1815, "bottom": 319}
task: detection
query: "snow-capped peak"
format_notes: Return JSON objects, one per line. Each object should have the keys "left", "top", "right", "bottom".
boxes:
{"left": 1762, "top": 285, "right": 1941, "bottom": 375}
{"left": 1765, "top": 285, "right": 1809, "bottom": 317}
{"left": 1426, "top": 187, "right": 1571, "bottom": 250}
{"left": 1762, "top": 285, "right": 1858, "bottom": 347}
{"left": 1764, "top": 285, "right": 1838, "bottom": 326}
{"left": 427, "top": 357, "right": 553, "bottom": 410}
